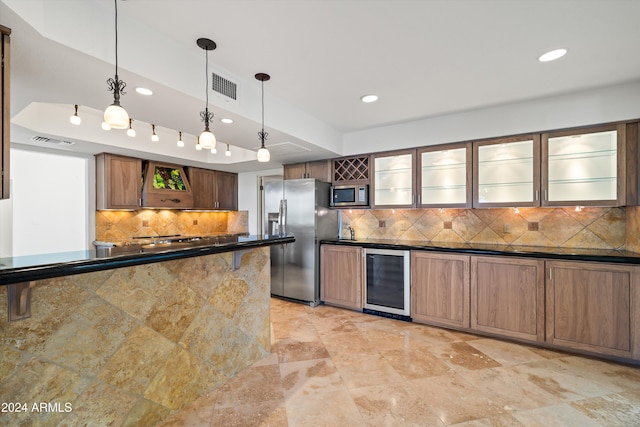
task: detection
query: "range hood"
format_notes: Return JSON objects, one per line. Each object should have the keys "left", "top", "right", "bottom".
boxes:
{"left": 141, "top": 161, "right": 194, "bottom": 209}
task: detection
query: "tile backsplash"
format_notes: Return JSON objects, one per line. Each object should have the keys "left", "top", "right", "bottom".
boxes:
{"left": 96, "top": 210, "right": 248, "bottom": 242}
{"left": 341, "top": 207, "right": 630, "bottom": 250}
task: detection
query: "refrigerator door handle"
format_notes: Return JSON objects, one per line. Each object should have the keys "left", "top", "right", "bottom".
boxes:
{"left": 281, "top": 199, "right": 287, "bottom": 235}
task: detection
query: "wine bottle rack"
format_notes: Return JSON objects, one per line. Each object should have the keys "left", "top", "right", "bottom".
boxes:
{"left": 333, "top": 156, "right": 369, "bottom": 183}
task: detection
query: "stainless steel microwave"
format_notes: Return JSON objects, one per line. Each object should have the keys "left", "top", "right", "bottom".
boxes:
{"left": 330, "top": 184, "right": 369, "bottom": 207}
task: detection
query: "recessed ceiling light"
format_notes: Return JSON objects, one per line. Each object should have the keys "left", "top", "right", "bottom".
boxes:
{"left": 538, "top": 48, "right": 567, "bottom": 62}
{"left": 220, "top": 118, "right": 234, "bottom": 124}
{"left": 135, "top": 87, "right": 153, "bottom": 96}
{"left": 360, "top": 94, "right": 378, "bottom": 103}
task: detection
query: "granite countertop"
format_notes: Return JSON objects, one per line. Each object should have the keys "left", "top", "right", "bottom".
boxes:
{"left": 0, "top": 234, "right": 294, "bottom": 286}
{"left": 321, "top": 238, "right": 640, "bottom": 265}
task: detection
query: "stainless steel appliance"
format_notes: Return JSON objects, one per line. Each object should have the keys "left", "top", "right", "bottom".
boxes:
{"left": 364, "top": 248, "right": 411, "bottom": 320}
{"left": 262, "top": 177, "right": 338, "bottom": 305}
{"left": 330, "top": 184, "right": 369, "bottom": 207}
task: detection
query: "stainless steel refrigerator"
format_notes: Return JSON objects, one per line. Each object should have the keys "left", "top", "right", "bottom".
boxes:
{"left": 261, "top": 177, "right": 338, "bottom": 306}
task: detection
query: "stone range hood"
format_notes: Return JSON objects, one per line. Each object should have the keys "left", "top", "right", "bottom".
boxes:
{"left": 141, "top": 160, "right": 194, "bottom": 209}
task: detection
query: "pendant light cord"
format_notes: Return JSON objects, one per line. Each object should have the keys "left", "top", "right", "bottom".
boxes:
{"left": 261, "top": 80, "right": 264, "bottom": 133}
{"left": 114, "top": 0, "right": 119, "bottom": 76}
{"left": 205, "top": 49, "right": 209, "bottom": 108}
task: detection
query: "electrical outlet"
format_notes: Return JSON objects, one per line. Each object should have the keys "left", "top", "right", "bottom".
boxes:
{"left": 379, "top": 220, "right": 386, "bottom": 228}
{"left": 503, "top": 223, "right": 511, "bottom": 233}
{"left": 142, "top": 220, "right": 149, "bottom": 227}
{"left": 528, "top": 222, "right": 539, "bottom": 231}
{"left": 444, "top": 221, "right": 452, "bottom": 229}
{"left": 193, "top": 219, "right": 198, "bottom": 226}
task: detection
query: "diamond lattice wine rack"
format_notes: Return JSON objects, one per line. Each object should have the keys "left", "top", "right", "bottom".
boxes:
{"left": 333, "top": 156, "right": 370, "bottom": 184}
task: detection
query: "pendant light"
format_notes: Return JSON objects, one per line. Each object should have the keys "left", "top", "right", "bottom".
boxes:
{"left": 126, "top": 118, "right": 136, "bottom": 137}
{"left": 70, "top": 105, "right": 81, "bottom": 125}
{"left": 255, "top": 73, "right": 271, "bottom": 162}
{"left": 196, "top": 38, "right": 217, "bottom": 149}
{"left": 225, "top": 144, "right": 231, "bottom": 157}
{"left": 103, "top": 0, "right": 129, "bottom": 129}
{"left": 177, "top": 131, "right": 184, "bottom": 147}
{"left": 151, "top": 124, "right": 159, "bottom": 142}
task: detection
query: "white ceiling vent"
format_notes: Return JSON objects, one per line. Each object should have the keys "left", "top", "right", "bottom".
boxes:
{"left": 212, "top": 72, "right": 237, "bottom": 101}
{"left": 31, "top": 135, "right": 75, "bottom": 147}
{"left": 258, "top": 141, "right": 311, "bottom": 155}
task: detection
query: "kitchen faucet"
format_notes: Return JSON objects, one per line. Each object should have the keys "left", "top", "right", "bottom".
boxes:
{"left": 346, "top": 225, "right": 355, "bottom": 240}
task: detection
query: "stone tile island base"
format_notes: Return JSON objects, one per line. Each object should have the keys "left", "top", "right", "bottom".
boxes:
{"left": 0, "top": 247, "right": 271, "bottom": 426}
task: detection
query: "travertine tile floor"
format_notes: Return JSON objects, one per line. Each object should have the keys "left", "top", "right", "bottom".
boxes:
{"left": 160, "top": 298, "right": 640, "bottom": 426}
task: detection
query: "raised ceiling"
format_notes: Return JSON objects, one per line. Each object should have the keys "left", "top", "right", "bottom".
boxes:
{"left": 3, "top": 0, "right": 640, "bottom": 172}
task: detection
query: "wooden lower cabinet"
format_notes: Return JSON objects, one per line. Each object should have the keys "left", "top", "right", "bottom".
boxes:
{"left": 471, "top": 256, "right": 545, "bottom": 342}
{"left": 546, "top": 261, "right": 640, "bottom": 359}
{"left": 411, "top": 251, "right": 470, "bottom": 328}
{"left": 320, "top": 245, "right": 363, "bottom": 310}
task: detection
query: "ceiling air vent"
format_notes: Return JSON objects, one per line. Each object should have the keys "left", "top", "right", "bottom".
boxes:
{"left": 30, "top": 135, "right": 75, "bottom": 147}
{"left": 212, "top": 72, "right": 237, "bottom": 100}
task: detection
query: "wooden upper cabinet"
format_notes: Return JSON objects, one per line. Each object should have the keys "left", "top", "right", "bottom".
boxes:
{"left": 321, "top": 244, "right": 363, "bottom": 310}
{"left": 189, "top": 167, "right": 216, "bottom": 209}
{"left": 541, "top": 123, "right": 626, "bottom": 207}
{"left": 284, "top": 160, "right": 331, "bottom": 182}
{"left": 546, "top": 260, "right": 640, "bottom": 359}
{"left": 411, "top": 251, "right": 470, "bottom": 328}
{"left": 283, "top": 163, "right": 306, "bottom": 180}
{"left": 215, "top": 171, "right": 238, "bottom": 210}
{"left": 188, "top": 167, "right": 238, "bottom": 210}
{"left": 473, "top": 135, "right": 541, "bottom": 208}
{"left": 471, "top": 256, "right": 545, "bottom": 342}
{"left": 96, "top": 153, "right": 142, "bottom": 210}
{"left": 1, "top": 25, "right": 10, "bottom": 200}
{"left": 371, "top": 149, "right": 417, "bottom": 208}
{"left": 417, "top": 142, "right": 472, "bottom": 208}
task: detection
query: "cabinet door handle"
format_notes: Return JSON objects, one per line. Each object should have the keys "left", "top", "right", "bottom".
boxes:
{"left": 535, "top": 190, "right": 539, "bottom": 201}
{"left": 544, "top": 190, "right": 548, "bottom": 201}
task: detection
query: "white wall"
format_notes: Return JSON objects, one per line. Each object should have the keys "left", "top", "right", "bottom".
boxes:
{"left": 10, "top": 148, "right": 94, "bottom": 256}
{"left": 343, "top": 81, "right": 640, "bottom": 155}
{"left": 238, "top": 167, "right": 283, "bottom": 235}
{"left": 0, "top": 181, "right": 13, "bottom": 258}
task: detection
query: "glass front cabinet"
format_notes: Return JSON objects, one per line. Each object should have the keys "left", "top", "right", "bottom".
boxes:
{"left": 473, "top": 135, "right": 541, "bottom": 208}
{"left": 371, "top": 149, "right": 416, "bottom": 208}
{"left": 541, "top": 124, "right": 625, "bottom": 207}
{"left": 417, "top": 142, "right": 472, "bottom": 208}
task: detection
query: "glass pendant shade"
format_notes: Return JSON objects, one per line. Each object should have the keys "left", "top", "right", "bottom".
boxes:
{"left": 198, "top": 130, "right": 216, "bottom": 149}
{"left": 257, "top": 146, "right": 270, "bottom": 162}
{"left": 104, "top": 104, "right": 129, "bottom": 129}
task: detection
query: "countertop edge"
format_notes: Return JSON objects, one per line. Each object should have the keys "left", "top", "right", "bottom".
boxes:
{"left": 0, "top": 236, "right": 295, "bottom": 286}
{"left": 320, "top": 239, "right": 640, "bottom": 265}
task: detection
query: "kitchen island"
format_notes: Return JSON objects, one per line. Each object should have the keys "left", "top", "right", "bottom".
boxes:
{"left": 0, "top": 235, "right": 293, "bottom": 426}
